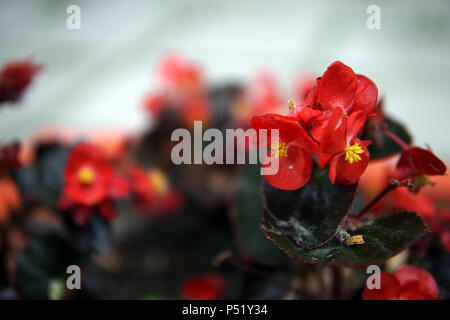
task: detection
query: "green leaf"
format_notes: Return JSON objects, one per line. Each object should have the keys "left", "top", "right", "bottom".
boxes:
{"left": 364, "top": 116, "right": 412, "bottom": 160}
{"left": 262, "top": 166, "right": 358, "bottom": 249}
{"left": 263, "top": 211, "right": 427, "bottom": 266}
{"left": 234, "top": 164, "right": 288, "bottom": 265}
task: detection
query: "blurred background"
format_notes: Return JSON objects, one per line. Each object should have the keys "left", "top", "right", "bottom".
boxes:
{"left": 0, "top": 0, "right": 449, "bottom": 156}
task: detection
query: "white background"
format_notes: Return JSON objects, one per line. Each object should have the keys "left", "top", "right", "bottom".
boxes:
{"left": 0, "top": 0, "right": 449, "bottom": 157}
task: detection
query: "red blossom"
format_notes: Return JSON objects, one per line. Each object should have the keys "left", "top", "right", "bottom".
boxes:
{"left": 396, "top": 146, "right": 447, "bottom": 179}
{"left": 63, "top": 143, "right": 114, "bottom": 206}
{"left": 129, "top": 165, "right": 183, "bottom": 215}
{"left": 363, "top": 266, "right": 438, "bottom": 300}
{"left": 318, "top": 108, "right": 371, "bottom": 185}
{"left": 180, "top": 273, "right": 225, "bottom": 300}
{"left": 61, "top": 143, "right": 130, "bottom": 225}
{"left": 0, "top": 59, "right": 42, "bottom": 104}
{"left": 251, "top": 113, "right": 319, "bottom": 190}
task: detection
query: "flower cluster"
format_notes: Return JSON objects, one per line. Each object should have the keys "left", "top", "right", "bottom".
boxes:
{"left": 252, "top": 61, "right": 447, "bottom": 191}
{"left": 252, "top": 61, "right": 378, "bottom": 190}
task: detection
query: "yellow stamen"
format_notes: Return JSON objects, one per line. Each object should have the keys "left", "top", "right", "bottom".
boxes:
{"left": 148, "top": 169, "right": 169, "bottom": 195}
{"left": 78, "top": 167, "right": 95, "bottom": 185}
{"left": 345, "top": 235, "right": 365, "bottom": 245}
{"left": 345, "top": 141, "right": 364, "bottom": 164}
{"left": 287, "top": 99, "right": 297, "bottom": 110}
{"left": 271, "top": 141, "right": 289, "bottom": 158}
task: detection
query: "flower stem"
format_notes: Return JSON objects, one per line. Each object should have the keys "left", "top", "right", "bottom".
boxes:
{"left": 382, "top": 127, "right": 409, "bottom": 151}
{"left": 355, "top": 179, "right": 410, "bottom": 218}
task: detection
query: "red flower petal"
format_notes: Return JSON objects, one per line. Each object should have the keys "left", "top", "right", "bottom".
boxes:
{"left": 72, "top": 206, "right": 94, "bottom": 226}
{"left": 98, "top": 199, "right": 116, "bottom": 221}
{"left": 318, "top": 61, "right": 357, "bottom": 112}
{"left": 328, "top": 141, "right": 369, "bottom": 185}
{"left": 180, "top": 273, "right": 225, "bottom": 300}
{"left": 397, "top": 281, "right": 422, "bottom": 300}
{"left": 263, "top": 147, "right": 313, "bottom": 190}
{"left": 352, "top": 74, "right": 378, "bottom": 116}
{"left": 346, "top": 111, "right": 366, "bottom": 144}
{"left": 318, "top": 108, "right": 346, "bottom": 167}
{"left": 394, "top": 265, "right": 438, "bottom": 300}
{"left": 362, "top": 271, "right": 401, "bottom": 300}
{"left": 397, "top": 147, "right": 447, "bottom": 177}
{"left": 108, "top": 174, "right": 130, "bottom": 199}
{"left": 251, "top": 113, "right": 309, "bottom": 148}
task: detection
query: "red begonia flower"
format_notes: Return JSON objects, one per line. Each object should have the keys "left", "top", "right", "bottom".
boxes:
{"left": 180, "top": 273, "right": 225, "bottom": 300}
{"left": 318, "top": 108, "right": 370, "bottom": 185}
{"left": 129, "top": 165, "right": 182, "bottom": 215}
{"left": 0, "top": 59, "right": 42, "bottom": 104}
{"left": 397, "top": 147, "right": 446, "bottom": 179}
{"left": 251, "top": 113, "right": 319, "bottom": 190}
{"left": 63, "top": 143, "right": 113, "bottom": 206}
{"left": 363, "top": 266, "right": 438, "bottom": 300}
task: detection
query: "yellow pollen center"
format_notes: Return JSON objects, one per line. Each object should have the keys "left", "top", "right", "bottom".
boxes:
{"left": 148, "top": 170, "right": 169, "bottom": 195}
{"left": 287, "top": 99, "right": 297, "bottom": 110}
{"left": 271, "top": 141, "right": 289, "bottom": 158}
{"left": 345, "top": 142, "right": 364, "bottom": 164}
{"left": 78, "top": 167, "right": 95, "bottom": 185}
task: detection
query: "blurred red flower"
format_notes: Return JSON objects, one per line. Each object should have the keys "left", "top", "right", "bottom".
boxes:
{"left": 64, "top": 143, "right": 114, "bottom": 206}
{"left": 180, "top": 273, "right": 225, "bottom": 300}
{"left": 129, "top": 165, "right": 183, "bottom": 215}
{"left": 363, "top": 266, "right": 438, "bottom": 300}
{"left": 0, "top": 59, "right": 42, "bottom": 104}
{"left": 61, "top": 143, "right": 129, "bottom": 225}
{"left": 251, "top": 113, "right": 319, "bottom": 190}
{"left": 396, "top": 147, "right": 446, "bottom": 180}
